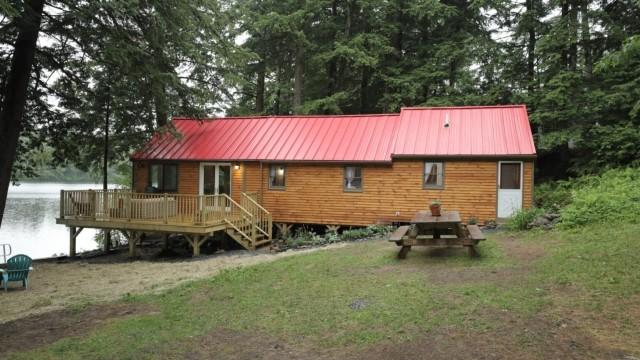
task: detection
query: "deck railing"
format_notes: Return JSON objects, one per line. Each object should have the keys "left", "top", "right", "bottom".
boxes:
{"left": 59, "top": 190, "right": 273, "bottom": 248}
{"left": 61, "top": 190, "right": 227, "bottom": 226}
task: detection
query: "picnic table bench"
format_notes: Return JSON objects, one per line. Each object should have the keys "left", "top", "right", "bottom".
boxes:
{"left": 388, "top": 210, "right": 486, "bottom": 258}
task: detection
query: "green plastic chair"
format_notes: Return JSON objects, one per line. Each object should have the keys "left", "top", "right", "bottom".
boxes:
{"left": 1, "top": 254, "right": 33, "bottom": 291}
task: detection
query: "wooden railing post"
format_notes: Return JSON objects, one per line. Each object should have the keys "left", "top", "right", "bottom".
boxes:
{"left": 88, "top": 189, "right": 96, "bottom": 219}
{"left": 163, "top": 193, "right": 168, "bottom": 224}
{"left": 126, "top": 193, "right": 132, "bottom": 222}
{"left": 103, "top": 190, "right": 108, "bottom": 220}
{"left": 59, "top": 190, "right": 64, "bottom": 218}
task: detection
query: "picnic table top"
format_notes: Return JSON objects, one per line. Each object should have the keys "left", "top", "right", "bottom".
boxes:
{"left": 411, "top": 210, "right": 461, "bottom": 224}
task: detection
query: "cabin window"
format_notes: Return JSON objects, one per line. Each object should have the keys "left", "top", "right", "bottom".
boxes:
{"left": 424, "top": 162, "right": 444, "bottom": 189}
{"left": 148, "top": 164, "right": 178, "bottom": 192}
{"left": 269, "top": 164, "right": 286, "bottom": 189}
{"left": 344, "top": 166, "right": 362, "bottom": 191}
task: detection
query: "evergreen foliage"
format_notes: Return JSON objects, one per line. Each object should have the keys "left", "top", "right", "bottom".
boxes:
{"left": 1, "top": 0, "right": 639, "bottom": 182}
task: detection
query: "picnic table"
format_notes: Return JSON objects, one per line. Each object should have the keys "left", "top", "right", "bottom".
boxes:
{"left": 389, "top": 210, "right": 485, "bottom": 258}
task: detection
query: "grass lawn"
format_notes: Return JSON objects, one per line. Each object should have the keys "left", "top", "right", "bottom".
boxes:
{"left": 4, "top": 224, "right": 640, "bottom": 360}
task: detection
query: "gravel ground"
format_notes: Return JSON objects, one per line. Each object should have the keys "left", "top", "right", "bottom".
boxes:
{"left": 0, "top": 241, "right": 347, "bottom": 324}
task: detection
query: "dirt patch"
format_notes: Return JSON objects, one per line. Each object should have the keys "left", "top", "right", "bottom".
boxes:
{"left": 497, "top": 234, "right": 547, "bottom": 263}
{"left": 0, "top": 242, "right": 348, "bottom": 324}
{"left": 0, "top": 302, "right": 155, "bottom": 356}
{"left": 545, "top": 286, "right": 640, "bottom": 356}
{"left": 378, "top": 236, "right": 547, "bottom": 286}
{"left": 162, "top": 328, "right": 326, "bottom": 360}
{"left": 159, "top": 309, "right": 631, "bottom": 360}
{"left": 424, "top": 235, "right": 546, "bottom": 286}
{"left": 338, "top": 316, "right": 626, "bottom": 360}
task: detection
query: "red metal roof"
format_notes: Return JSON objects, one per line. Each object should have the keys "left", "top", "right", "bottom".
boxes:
{"left": 393, "top": 105, "right": 536, "bottom": 158}
{"left": 132, "top": 114, "right": 401, "bottom": 162}
{"left": 131, "top": 105, "right": 536, "bottom": 162}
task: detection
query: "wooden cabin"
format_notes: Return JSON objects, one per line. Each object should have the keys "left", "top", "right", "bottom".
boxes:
{"left": 57, "top": 105, "right": 536, "bottom": 255}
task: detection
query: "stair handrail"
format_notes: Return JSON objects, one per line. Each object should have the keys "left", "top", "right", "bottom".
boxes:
{"left": 219, "top": 194, "right": 255, "bottom": 245}
{"left": 241, "top": 192, "right": 272, "bottom": 239}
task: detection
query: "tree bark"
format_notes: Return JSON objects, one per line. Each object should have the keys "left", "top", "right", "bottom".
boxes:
{"left": 154, "top": 83, "right": 168, "bottom": 127}
{"left": 526, "top": 0, "right": 537, "bottom": 92}
{"left": 292, "top": 44, "right": 304, "bottom": 112}
{"left": 256, "top": 59, "right": 265, "bottom": 113}
{"left": 561, "top": 1, "right": 569, "bottom": 69}
{"left": 0, "top": 0, "right": 45, "bottom": 227}
{"left": 581, "top": 0, "right": 592, "bottom": 78}
{"left": 274, "top": 66, "right": 281, "bottom": 115}
{"left": 568, "top": 0, "right": 578, "bottom": 71}
{"left": 360, "top": 67, "right": 369, "bottom": 113}
{"left": 103, "top": 93, "right": 111, "bottom": 252}
{"left": 326, "top": 0, "right": 338, "bottom": 100}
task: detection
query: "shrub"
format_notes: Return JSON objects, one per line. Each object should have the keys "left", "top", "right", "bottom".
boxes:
{"left": 505, "top": 207, "right": 546, "bottom": 231}
{"left": 559, "top": 167, "right": 640, "bottom": 229}
{"left": 341, "top": 227, "right": 373, "bottom": 241}
{"left": 286, "top": 227, "right": 320, "bottom": 248}
{"left": 366, "top": 224, "right": 394, "bottom": 235}
{"left": 535, "top": 181, "right": 573, "bottom": 212}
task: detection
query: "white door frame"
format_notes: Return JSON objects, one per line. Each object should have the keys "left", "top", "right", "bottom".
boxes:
{"left": 199, "top": 162, "right": 232, "bottom": 196}
{"left": 497, "top": 161, "right": 524, "bottom": 218}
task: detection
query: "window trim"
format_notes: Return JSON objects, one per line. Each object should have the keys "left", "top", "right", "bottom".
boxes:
{"left": 268, "top": 164, "right": 287, "bottom": 190}
{"left": 423, "top": 161, "right": 445, "bottom": 190}
{"left": 148, "top": 163, "right": 179, "bottom": 193}
{"left": 343, "top": 166, "right": 363, "bottom": 192}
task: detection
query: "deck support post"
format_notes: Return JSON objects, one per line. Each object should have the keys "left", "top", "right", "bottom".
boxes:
{"left": 128, "top": 231, "right": 141, "bottom": 258}
{"left": 69, "top": 226, "right": 76, "bottom": 257}
{"left": 326, "top": 225, "right": 341, "bottom": 233}
{"left": 69, "top": 226, "right": 83, "bottom": 257}
{"left": 103, "top": 229, "right": 111, "bottom": 253}
{"left": 275, "top": 223, "right": 292, "bottom": 238}
{"left": 186, "top": 235, "right": 204, "bottom": 256}
{"left": 162, "top": 233, "right": 169, "bottom": 250}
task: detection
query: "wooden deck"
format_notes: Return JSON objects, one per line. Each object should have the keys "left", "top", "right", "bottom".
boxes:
{"left": 57, "top": 190, "right": 272, "bottom": 255}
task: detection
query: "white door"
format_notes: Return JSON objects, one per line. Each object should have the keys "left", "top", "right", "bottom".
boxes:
{"left": 199, "top": 163, "right": 232, "bottom": 210}
{"left": 199, "top": 163, "right": 232, "bottom": 196}
{"left": 497, "top": 161, "right": 523, "bottom": 218}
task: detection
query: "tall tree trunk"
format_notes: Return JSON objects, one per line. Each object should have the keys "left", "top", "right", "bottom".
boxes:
{"left": 568, "top": 0, "right": 578, "bottom": 71}
{"left": 256, "top": 59, "right": 265, "bottom": 113}
{"left": 326, "top": 0, "right": 338, "bottom": 100}
{"left": 526, "top": 0, "right": 537, "bottom": 92}
{"left": 274, "top": 66, "right": 281, "bottom": 115}
{"left": 103, "top": 93, "right": 111, "bottom": 252}
{"left": 581, "top": 0, "right": 592, "bottom": 78}
{"left": 360, "top": 67, "right": 369, "bottom": 113}
{"left": 561, "top": 1, "right": 569, "bottom": 69}
{"left": 0, "top": 0, "right": 45, "bottom": 227}
{"left": 292, "top": 44, "right": 304, "bottom": 112}
{"left": 154, "top": 83, "right": 168, "bottom": 127}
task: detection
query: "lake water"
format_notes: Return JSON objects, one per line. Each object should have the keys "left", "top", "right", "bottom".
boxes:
{"left": 0, "top": 183, "right": 111, "bottom": 261}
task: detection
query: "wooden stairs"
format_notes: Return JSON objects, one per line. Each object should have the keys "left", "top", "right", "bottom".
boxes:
{"left": 224, "top": 193, "right": 273, "bottom": 250}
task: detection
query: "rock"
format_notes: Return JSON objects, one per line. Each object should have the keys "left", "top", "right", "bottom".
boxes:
{"left": 349, "top": 298, "right": 369, "bottom": 310}
{"left": 544, "top": 213, "right": 561, "bottom": 221}
{"left": 483, "top": 220, "right": 498, "bottom": 230}
{"left": 528, "top": 216, "right": 551, "bottom": 229}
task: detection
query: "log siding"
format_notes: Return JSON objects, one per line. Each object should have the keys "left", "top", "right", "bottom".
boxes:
{"left": 133, "top": 159, "right": 534, "bottom": 225}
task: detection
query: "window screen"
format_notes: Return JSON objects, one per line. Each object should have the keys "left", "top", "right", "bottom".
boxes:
{"left": 500, "top": 163, "right": 521, "bottom": 189}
